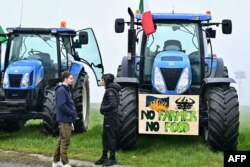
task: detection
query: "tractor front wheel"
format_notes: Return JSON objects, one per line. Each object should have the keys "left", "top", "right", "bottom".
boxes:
{"left": 203, "top": 85, "right": 239, "bottom": 151}
{"left": 117, "top": 87, "right": 137, "bottom": 150}
{"left": 43, "top": 88, "right": 58, "bottom": 135}
{"left": 72, "top": 72, "right": 90, "bottom": 133}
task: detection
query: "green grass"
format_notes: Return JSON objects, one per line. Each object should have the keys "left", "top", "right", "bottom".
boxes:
{"left": 0, "top": 105, "right": 249, "bottom": 167}
{"left": 238, "top": 106, "right": 250, "bottom": 150}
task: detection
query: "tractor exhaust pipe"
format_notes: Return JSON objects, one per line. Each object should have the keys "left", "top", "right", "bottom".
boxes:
{"left": 128, "top": 8, "right": 135, "bottom": 30}
{"left": 127, "top": 7, "right": 136, "bottom": 77}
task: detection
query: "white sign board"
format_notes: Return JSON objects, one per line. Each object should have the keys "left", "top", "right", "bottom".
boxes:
{"left": 138, "top": 94, "right": 199, "bottom": 135}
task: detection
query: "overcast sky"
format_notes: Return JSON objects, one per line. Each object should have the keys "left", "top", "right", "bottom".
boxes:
{"left": 0, "top": 0, "right": 249, "bottom": 105}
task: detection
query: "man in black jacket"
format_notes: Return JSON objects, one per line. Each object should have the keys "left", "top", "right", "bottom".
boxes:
{"left": 52, "top": 71, "right": 76, "bottom": 167}
{"left": 95, "top": 73, "right": 121, "bottom": 166}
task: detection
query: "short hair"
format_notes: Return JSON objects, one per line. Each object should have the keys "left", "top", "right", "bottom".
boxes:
{"left": 102, "top": 73, "right": 114, "bottom": 86}
{"left": 61, "top": 71, "right": 72, "bottom": 82}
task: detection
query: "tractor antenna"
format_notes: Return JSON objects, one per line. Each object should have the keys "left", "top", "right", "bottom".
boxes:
{"left": 172, "top": 5, "right": 175, "bottom": 14}
{"left": 19, "top": 1, "right": 24, "bottom": 27}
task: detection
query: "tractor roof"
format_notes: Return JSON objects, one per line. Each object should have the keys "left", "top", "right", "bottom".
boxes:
{"left": 136, "top": 13, "right": 212, "bottom": 21}
{"left": 6, "top": 27, "right": 76, "bottom": 35}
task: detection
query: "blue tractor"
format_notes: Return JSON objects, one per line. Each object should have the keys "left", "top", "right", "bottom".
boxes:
{"left": 0, "top": 25, "right": 104, "bottom": 134}
{"left": 114, "top": 8, "right": 239, "bottom": 151}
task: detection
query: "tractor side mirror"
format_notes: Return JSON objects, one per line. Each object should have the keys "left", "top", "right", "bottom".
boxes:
{"left": 79, "top": 31, "right": 88, "bottom": 45}
{"left": 206, "top": 28, "right": 216, "bottom": 38}
{"left": 222, "top": 19, "right": 232, "bottom": 34}
{"left": 115, "top": 18, "right": 125, "bottom": 33}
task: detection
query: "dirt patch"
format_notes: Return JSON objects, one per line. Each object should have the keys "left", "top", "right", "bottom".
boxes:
{"left": 0, "top": 151, "right": 50, "bottom": 167}
{"left": 0, "top": 149, "right": 131, "bottom": 167}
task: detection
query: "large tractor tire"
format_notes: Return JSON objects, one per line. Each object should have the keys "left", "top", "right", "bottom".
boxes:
{"left": 118, "top": 87, "right": 138, "bottom": 150}
{"left": 43, "top": 88, "right": 58, "bottom": 135}
{"left": 203, "top": 85, "right": 239, "bottom": 151}
{"left": 72, "top": 72, "right": 90, "bottom": 133}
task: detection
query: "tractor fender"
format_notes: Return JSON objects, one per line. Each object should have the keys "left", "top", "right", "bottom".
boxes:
{"left": 120, "top": 56, "right": 129, "bottom": 77}
{"left": 200, "top": 77, "right": 236, "bottom": 96}
{"left": 118, "top": 55, "right": 140, "bottom": 77}
{"left": 114, "top": 77, "right": 139, "bottom": 87}
{"left": 214, "top": 58, "right": 224, "bottom": 77}
{"left": 69, "top": 61, "right": 85, "bottom": 88}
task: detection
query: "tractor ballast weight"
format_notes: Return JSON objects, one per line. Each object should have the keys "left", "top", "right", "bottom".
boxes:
{"left": 114, "top": 8, "right": 239, "bottom": 151}
{"left": 0, "top": 26, "right": 104, "bottom": 134}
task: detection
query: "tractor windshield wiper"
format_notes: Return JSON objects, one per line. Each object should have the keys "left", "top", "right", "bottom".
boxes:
{"left": 34, "top": 33, "right": 53, "bottom": 48}
{"left": 177, "top": 23, "right": 198, "bottom": 49}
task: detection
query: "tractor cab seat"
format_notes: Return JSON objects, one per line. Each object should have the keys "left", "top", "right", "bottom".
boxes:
{"left": 38, "top": 52, "right": 52, "bottom": 70}
{"left": 164, "top": 40, "right": 182, "bottom": 52}
{"left": 37, "top": 52, "right": 55, "bottom": 81}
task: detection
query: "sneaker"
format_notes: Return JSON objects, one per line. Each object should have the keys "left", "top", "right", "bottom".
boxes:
{"left": 95, "top": 156, "right": 108, "bottom": 165}
{"left": 103, "top": 159, "right": 117, "bottom": 166}
{"left": 52, "top": 161, "right": 63, "bottom": 167}
{"left": 63, "top": 164, "right": 72, "bottom": 167}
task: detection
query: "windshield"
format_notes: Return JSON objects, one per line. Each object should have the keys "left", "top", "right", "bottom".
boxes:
{"left": 8, "top": 34, "right": 57, "bottom": 67}
{"left": 144, "top": 23, "right": 201, "bottom": 83}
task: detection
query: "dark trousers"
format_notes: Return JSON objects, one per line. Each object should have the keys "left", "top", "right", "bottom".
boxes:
{"left": 102, "top": 115, "right": 118, "bottom": 156}
{"left": 53, "top": 122, "right": 72, "bottom": 165}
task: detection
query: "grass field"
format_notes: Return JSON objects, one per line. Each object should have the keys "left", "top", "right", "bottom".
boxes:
{"left": 0, "top": 105, "right": 249, "bottom": 167}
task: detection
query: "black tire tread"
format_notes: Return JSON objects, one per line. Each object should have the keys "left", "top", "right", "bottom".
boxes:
{"left": 72, "top": 72, "right": 90, "bottom": 133}
{"left": 205, "top": 86, "right": 239, "bottom": 151}
{"left": 118, "top": 87, "right": 137, "bottom": 150}
{"left": 42, "top": 89, "right": 58, "bottom": 135}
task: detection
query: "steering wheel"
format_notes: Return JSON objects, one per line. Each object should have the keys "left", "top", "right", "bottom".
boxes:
{"left": 28, "top": 50, "right": 43, "bottom": 56}
{"left": 27, "top": 50, "right": 43, "bottom": 61}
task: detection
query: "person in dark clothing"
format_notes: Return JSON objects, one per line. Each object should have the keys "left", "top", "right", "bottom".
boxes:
{"left": 52, "top": 71, "right": 76, "bottom": 167}
{"left": 95, "top": 73, "right": 121, "bottom": 166}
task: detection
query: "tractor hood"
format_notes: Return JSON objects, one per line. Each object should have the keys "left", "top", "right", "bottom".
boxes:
{"left": 152, "top": 51, "right": 192, "bottom": 94}
{"left": 7, "top": 60, "right": 42, "bottom": 74}
{"left": 3, "top": 59, "right": 44, "bottom": 90}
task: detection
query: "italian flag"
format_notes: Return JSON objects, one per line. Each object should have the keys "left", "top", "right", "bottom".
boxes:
{"left": 139, "top": 0, "right": 155, "bottom": 36}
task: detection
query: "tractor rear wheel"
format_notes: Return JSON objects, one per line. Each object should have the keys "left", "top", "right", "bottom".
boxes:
{"left": 43, "top": 88, "right": 58, "bottom": 135}
{"left": 72, "top": 72, "right": 90, "bottom": 133}
{"left": 117, "top": 87, "right": 137, "bottom": 150}
{"left": 203, "top": 85, "right": 239, "bottom": 151}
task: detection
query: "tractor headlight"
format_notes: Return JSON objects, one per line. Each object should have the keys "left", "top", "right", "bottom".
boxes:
{"left": 154, "top": 67, "right": 166, "bottom": 93}
{"left": 21, "top": 73, "right": 30, "bottom": 88}
{"left": 177, "top": 67, "right": 189, "bottom": 94}
{"left": 3, "top": 72, "right": 9, "bottom": 88}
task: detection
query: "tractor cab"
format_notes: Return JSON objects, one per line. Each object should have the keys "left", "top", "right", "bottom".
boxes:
{"left": 116, "top": 11, "right": 232, "bottom": 95}
{"left": 141, "top": 21, "right": 201, "bottom": 94}
{"left": 2, "top": 27, "right": 103, "bottom": 88}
